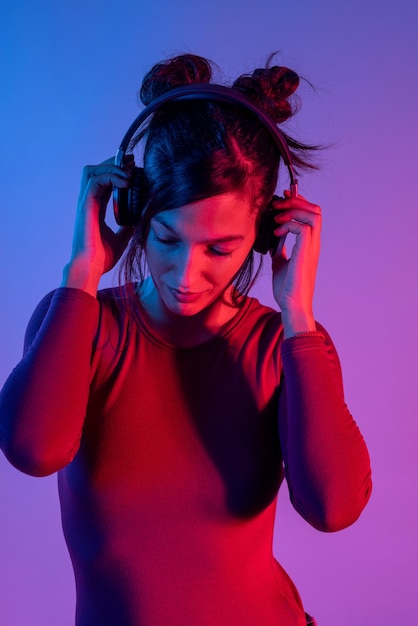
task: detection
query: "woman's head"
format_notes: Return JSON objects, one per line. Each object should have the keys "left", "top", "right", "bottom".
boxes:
{"left": 121, "top": 53, "right": 317, "bottom": 300}
{"left": 145, "top": 192, "right": 258, "bottom": 319}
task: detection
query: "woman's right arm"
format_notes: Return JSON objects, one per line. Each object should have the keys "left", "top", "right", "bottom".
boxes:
{"left": 0, "top": 289, "right": 100, "bottom": 476}
{"left": 62, "top": 157, "right": 134, "bottom": 297}
{"left": 0, "top": 160, "right": 133, "bottom": 476}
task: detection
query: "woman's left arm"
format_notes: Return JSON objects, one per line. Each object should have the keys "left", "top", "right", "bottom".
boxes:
{"left": 272, "top": 191, "right": 372, "bottom": 531}
{"left": 279, "top": 329, "right": 372, "bottom": 532}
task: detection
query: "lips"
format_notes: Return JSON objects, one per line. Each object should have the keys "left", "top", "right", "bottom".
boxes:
{"left": 168, "top": 287, "right": 203, "bottom": 304}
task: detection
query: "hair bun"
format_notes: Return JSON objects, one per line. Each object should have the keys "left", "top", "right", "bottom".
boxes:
{"left": 233, "top": 64, "right": 300, "bottom": 123}
{"left": 140, "top": 54, "right": 213, "bottom": 106}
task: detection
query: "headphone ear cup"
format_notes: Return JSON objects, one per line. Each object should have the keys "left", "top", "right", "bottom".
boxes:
{"left": 253, "top": 200, "right": 280, "bottom": 255}
{"left": 128, "top": 167, "right": 147, "bottom": 226}
{"left": 114, "top": 166, "right": 147, "bottom": 227}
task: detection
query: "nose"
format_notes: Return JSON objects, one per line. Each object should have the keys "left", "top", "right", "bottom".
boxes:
{"left": 173, "top": 246, "right": 201, "bottom": 291}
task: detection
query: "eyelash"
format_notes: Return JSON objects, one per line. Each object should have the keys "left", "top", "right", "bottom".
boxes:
{"left": 153, "top": 236, "right": 233, "bottom": 258}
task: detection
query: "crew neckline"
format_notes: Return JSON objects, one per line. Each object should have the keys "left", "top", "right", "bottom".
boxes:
{"left": 129, "top": 284, "right": 256, "bottom": 353}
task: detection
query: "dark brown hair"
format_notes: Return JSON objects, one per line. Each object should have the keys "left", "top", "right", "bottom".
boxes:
{"left": 119, "top": 54, "right": 318, "bottom": 301}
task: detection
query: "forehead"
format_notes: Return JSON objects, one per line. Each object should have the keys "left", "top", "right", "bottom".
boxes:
{"left": 153, "top": 193, "right": 256, "bottom": 237}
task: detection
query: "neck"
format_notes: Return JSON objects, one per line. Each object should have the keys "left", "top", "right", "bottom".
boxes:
{"left": 138, "top": 279, "right": 242, "bottom": 348}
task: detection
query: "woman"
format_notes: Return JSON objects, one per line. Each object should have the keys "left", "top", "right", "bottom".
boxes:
{"left": 0, "top": 54, "right": 372, "bottom": 625}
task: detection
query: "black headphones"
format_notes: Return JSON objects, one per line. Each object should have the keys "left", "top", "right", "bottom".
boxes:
{"left": 113, "top": 83, "right": 298, "bottom": 254}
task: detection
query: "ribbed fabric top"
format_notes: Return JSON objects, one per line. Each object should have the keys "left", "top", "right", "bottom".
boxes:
{"left": 0, "top": 286, "right": 372, "bottom": 625}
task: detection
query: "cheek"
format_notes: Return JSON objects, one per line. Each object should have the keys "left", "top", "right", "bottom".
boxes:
{"left": 216, "top": 251, "right": 253, "bottom": 286}
{"left": 144, "top": 243, "right": 165, "bottom": 281}
{"left": 145, "top": 237, "right": 163, "bottom": 262}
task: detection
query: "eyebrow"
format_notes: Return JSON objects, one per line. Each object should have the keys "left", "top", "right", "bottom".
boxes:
{"left": 153, "top": 215, "right": 245, "bottom": 244}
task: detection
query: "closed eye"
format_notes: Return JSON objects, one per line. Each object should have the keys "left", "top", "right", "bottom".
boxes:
{"left": 153, "top": 236, "right": 234, "bottom": 258}
{"left": 208, "top": 247, "right": 233, "bottom": 258}
{"left": 153, "top": 236, "right": 178, "bottom": 246}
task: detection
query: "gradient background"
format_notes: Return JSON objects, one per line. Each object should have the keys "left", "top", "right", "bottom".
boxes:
{"left": 1, "top": 1, "right": 417, "bottom": 624}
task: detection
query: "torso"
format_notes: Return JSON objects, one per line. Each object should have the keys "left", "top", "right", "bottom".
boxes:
{"left": 58, "top": 285, "right": 306, "bottom": 625}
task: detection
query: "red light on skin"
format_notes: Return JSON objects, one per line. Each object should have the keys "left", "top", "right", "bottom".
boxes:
{"left": 144, "top": 193, "right": 257, "bottom": 320}
{"left": 168, "top": 287, "right": 207, "bottom": 304}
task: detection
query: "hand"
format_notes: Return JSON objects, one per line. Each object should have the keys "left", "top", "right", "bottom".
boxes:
{"left": 62, "top": 157, "right": 135, "bottom": 295}
{"left": 270, "top": 190, "right": 322, "bottom": 337}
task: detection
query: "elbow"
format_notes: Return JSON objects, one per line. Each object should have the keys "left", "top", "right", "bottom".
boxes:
{"left": 10, "top": 460, "right": 58, "bottom": 477}
{"left": 1, "top": 436, "right": 78, "bottom": 477}
{"left": 294, "top": 477, "right": 373, "bottom": 533}
{"left": 311, "top": 501, "right": 368, "bottom": 533}
{"left": 2, "top": 449, "right": 67, "bottom": 477}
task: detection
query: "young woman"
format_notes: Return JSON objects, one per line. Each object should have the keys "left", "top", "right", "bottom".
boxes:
{"left": 0, "top": 54, "right": 372, "bottom": 625}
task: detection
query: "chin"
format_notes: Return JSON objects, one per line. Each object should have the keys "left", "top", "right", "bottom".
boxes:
{"left": 163, "top": 286, "right": 218, "bottom": 318}
{"left": 164, "top": 297, "right": 210, "bottom": 318}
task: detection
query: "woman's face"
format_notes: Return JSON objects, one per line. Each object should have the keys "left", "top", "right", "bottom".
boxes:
{"left": 145, "top": 192, "right": 257, "bottom": 317}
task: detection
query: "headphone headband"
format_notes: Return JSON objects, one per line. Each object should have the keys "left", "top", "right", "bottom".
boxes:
{"left": 113, "top": 83, "right": 298, "bottom": 254}
{"left": 115, "top": 83, "right": 297, "bottom": 193}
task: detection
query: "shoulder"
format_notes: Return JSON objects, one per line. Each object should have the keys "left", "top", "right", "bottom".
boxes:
{"left": 96, "top": 283, "right": 138, "bottom": 307}
{"left": 24, "top": 287, "right": 100, "bottom": 352}
{"left": 240, "top": 296, "right": 284, "bottom": 342}
{"left": 228, "top": 296, "right": 285, "bottom": 371}
{"left": 237, "top": 296, "right": 340, "bottom": 370}
{"left": 93, "top": 283, "right": 145, "bottom": 353}
{"left": 95, "top": 283, "right": 138, "bottom": 325}
{"left": 23, "top": 285, "right": 137, "bottom": 355}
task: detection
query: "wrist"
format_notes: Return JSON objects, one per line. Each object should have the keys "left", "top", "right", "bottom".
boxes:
{"left": 281, "top": 308, "right": 316, "bottom": 339}
{"left": 61, "top": 259, "right": 102, "bottom": 297}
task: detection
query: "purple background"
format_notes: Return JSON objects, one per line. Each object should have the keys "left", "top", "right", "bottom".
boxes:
{"left": 1, "top": 0, "right": 417, "bottom": 624}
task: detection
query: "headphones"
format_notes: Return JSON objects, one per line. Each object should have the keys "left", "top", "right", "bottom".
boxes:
{"left": 113, "top": 83, "right": 298, "bottom": 254}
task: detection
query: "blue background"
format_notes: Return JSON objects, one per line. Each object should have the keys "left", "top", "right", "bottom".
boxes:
{"left": 1, "top": 0, "right": 417, "bottom": 623}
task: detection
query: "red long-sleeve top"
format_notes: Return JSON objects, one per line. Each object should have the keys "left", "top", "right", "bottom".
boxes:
{"left": 0, "top": 286, "right": 372, "bottom": 625}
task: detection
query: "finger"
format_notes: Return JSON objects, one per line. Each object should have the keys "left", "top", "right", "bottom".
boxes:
{"left": 271, "top": 249, "right": 288, "bottom": 269}
{"left": 272, "top": 194, "right": 317, "bottom": 208}
{"left": 273, "top": 205, "right": 321, "bottom": 218}
{"left": 283, "top": 189, "right": 308, "bottom": 199}
{"left": 274, "top": 220, "right": 314, "bottom": 240}
{"left": 80, "top": 160, "right": 131, "bottom": 194}
{"left": 99, "top": 155, "right": 136, "bottom": 168}
{"left": 81, "top": 170, "right": 130, "bottom": 204}
{"left": 274, "top": 220, "right": 321, "bottom": 259}
{"left": 274, "top": 209, "right": 322, "bottom": 230}
{"left": 269, "top": 234, "right": 287, "bottom": 258}
{"left": 85, "top": 164, "right": 131, "bottom": 181}
{"left": 80, "top": 158, "right": 115, "bottom": 187}
{"left": 88, "top": 171, "right": 131, "bottom": 190}
{"left": 78, "top": 173, "right": 130, "bottom": 226}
